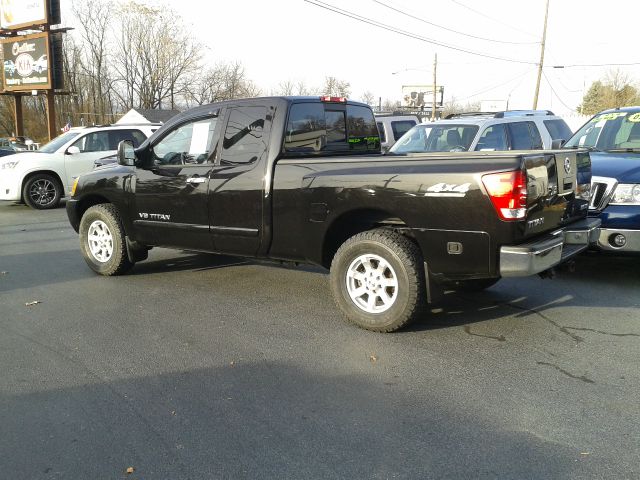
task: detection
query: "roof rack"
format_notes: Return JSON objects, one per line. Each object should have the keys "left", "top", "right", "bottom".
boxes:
{"left": 445, "top": 112, "right": 496, "bottom": 119}
{"left": 446, "top": 110, "right": 556, "bottom": 120}
{"left": 494, "top": 110, "right": 555, "bottom": 118}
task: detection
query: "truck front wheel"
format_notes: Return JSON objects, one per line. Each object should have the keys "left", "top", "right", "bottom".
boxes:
{"left": 79, "top": 204, "right": 133, "bottom": 276}
{"left": 330, "top": 229, "right": 426, "bottom": 332}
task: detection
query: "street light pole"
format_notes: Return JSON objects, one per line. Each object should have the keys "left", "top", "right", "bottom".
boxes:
{"left": 533, "top": 0, "right": 550, "bottom": 109}
{"left": 432, "top": 53, "right": 437, "bottom": 120}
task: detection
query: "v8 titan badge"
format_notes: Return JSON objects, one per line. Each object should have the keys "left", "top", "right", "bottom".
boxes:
{"left": 425, "top": 182, "right": 471, "bottom": 197}
{"left": 564, "top": 157, "right": 571, "bottom": 175}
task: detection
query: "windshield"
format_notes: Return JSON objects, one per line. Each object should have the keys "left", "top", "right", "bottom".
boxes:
{"left": 389, "top": 124, "right": 479, "bottom": 154}
{"left": 39, "top": 132, "right": 80, "bottom": 153}
{"left": 565, "top": 111, "right": 640, "bottom": 151}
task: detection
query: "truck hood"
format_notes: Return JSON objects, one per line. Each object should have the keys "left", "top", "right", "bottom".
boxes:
{"left": 589, "top": 152, "right": 640, "bottom": 183}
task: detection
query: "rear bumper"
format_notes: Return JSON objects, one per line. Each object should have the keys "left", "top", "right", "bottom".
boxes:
{"left": 499, "top": 218, "right": 601, "bottom": 277}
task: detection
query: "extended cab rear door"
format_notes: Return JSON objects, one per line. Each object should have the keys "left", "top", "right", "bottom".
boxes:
{"left": 207, "top": 104, "right": 271, "bottom": 255}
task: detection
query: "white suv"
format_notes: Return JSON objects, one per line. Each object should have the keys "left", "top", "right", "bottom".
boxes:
{"left": 388, "top": 110, "right": 572, "bottom": 154}
{"left": 0, "top": 124, "right": 159, "bottom": 209}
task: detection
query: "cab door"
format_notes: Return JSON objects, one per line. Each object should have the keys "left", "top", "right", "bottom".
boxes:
{"left": 207, "top": 105, "right": 271, "bottom": 256}
{"left": 132, "top": 114, "right": 221, "bottom": 250}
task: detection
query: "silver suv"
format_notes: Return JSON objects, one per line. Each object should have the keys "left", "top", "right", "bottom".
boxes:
{"left": 388, "top": 110, "right": 572, "bottom": 154}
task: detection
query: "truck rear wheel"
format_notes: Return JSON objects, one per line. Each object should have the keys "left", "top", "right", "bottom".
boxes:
{"left": 330, "top": 229, "right": 425, "bottom": 332}
{"left": 79, "top": 204, "right": 133, "bottom": 276}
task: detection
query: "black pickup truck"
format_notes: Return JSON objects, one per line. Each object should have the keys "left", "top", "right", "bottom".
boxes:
{"left": 67, "top": 96, "right": 600, "bottom": 332}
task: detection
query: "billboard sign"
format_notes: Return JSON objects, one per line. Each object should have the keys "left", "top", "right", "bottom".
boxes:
{"left": 0, "top": 0, "right": 50, "bottom": 30}
{"left": 402, "top": 85, "right": 444, "bottom": 108}
{"left": 1, "top": 32, "right": 51, "bottom": 91}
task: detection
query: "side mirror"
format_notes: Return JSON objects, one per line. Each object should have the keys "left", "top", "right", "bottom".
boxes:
{"left": 117, "top": 140, "right": 136, "bottom": 166}
{"left": 551, "top": 138, "right": 565, "bottom": 149}
{"left": 67, "top": 146, "right": 80, "bottom": 155}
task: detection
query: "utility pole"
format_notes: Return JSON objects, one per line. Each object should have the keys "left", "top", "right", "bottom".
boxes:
{"left": 432, "top": 53, "right": 438, "bottom": 121}
{"left": 533, "top": 0, "right": 550, "bottom": 109}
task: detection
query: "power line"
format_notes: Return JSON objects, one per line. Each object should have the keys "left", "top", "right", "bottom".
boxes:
{"left": 549, "top": 62, "right": 640, "bottom": 68}
{"left": 372, "top": 0, "right": 538, "bottom": 45}
{"left": 459, "top": 68, "right": 535, "bottom": 102}
{"left": 543, "top": 70, "right": 577, "bottom": 113}
{"left": 303, "top": 0, "right": 537, "bottom": 65}
{"left": 448, "top": 0, "right": 538, "bottom": 39}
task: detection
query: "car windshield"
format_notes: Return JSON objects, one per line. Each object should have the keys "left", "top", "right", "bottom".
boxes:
{"left": 389, "top": 124, "right": 479, "bottom": 154}
{"left": 565, "top": 110, "right": 640, "bottom": 152}
{"left": 38, "top": 132, "right": 80, "bottom": 153}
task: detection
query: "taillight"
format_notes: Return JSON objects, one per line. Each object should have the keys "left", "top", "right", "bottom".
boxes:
{"left": 482, "top": 170, "right": 527, "bottom": 221}
{"left": 320, "top": 95, "right": 347, "bottom": 103}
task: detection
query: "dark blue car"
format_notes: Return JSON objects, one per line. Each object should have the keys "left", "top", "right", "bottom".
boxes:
{"left": 564, "top": 106, "right": 640, "bottom": 253}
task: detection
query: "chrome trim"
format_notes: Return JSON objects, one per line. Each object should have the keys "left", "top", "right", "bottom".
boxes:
{"left": 186, "top": 177, "right": 206, "bottom": 184}
{"left": 595, "top": 228, "right": 640, "bottom": 252}
{"left": 499, "top": 218, "right": 601, "bottom": 277}
{"left": 589, "top": 176, "right": 617, "bottom": 211}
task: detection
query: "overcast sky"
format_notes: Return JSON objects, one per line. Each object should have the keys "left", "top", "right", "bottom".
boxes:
{"left": 66, "top": 0, "right": 640, "bottom": 117}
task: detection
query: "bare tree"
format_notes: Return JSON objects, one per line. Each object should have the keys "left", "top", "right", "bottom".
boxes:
{"left": 321, "top": 77, "right": 351, "bottom": 97}
{"left": 185, "top": 61, "right": 261, "bottom": 106}
{"left": 360, "top": 91, "right": 375, "bottom": 106}
{"left": 113, "top": 2, "right": 202, "bottom": 109}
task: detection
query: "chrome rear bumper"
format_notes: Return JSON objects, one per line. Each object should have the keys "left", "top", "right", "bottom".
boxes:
{"left": 499, "top": 218, "right": 601, "bottom": 277}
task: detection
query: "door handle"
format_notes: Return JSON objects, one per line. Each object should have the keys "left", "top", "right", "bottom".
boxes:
{"left": 186, "top": 176, "right": 206, "bottom": 184}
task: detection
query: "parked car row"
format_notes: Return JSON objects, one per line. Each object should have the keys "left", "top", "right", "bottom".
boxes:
{"left": 0, "top": 124, "right": 159, "bottom": 209}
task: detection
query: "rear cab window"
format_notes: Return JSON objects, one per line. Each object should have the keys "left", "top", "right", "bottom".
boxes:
{"left": 284, "top": 101, "right": 380, "bottom": 155}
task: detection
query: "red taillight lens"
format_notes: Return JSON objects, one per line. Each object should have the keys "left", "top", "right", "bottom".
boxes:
{"left": 320, "top": 95, "right": 347, "bottom": 103}
{"left": 481, "top": 170, "right": 528, "bottom": 221}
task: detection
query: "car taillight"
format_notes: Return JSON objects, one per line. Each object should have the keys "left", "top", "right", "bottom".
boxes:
{"left": 481, "top": 170, "right": 527, "bottom": 221}
{"left": 320, "top": 96, "right": 347, "bottom": 103}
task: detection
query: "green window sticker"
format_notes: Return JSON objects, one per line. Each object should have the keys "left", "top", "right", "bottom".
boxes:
{"left": 628, "top": 112, "right": 640, "bottom": 123}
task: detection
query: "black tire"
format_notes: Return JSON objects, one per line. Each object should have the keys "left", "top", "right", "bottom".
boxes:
{"left": 449, "top": 278, "right": 500, "bottom": 292}
{"left": 22, "top": 173, "right": 62, "bottom": 209}
{"left": 330, "top": 229, "right": 426, "bottom": 332}
{"left": 79, "top": 204, "right": 133, "bottom": 276}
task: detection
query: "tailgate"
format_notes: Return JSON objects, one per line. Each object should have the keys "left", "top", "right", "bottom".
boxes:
{"left": 521, "top": 150, "right": 591, "bottom": 238}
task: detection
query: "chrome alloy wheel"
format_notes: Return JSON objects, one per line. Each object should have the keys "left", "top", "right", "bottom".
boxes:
{"left": 87, "top": 220, "right": 114, "bottom": 263}
{"left": 346, "top": 254, "right": 399, "bottom": 313}
{"left": 28, "top": 178, "right": 57, "bottom": 206}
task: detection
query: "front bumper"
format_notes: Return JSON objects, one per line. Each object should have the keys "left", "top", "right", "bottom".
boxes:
{"left": 66, "top": 198, "right": 81, "bottom": 232}
{"left": 499, "top": 218, "right": 601, "bottom": 277}
{"left": 594, "top": 228, "right": 640, "bottom": 252}
{"left": 0, "top": 170, "right": 22, "bottom": 201}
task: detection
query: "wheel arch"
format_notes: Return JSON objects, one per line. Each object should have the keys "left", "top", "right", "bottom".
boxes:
{"left": 20, "top": 169, "right": 64, "bottom": 202}
{"left": 321, "top": 208, "right": 415, "bottom": 269}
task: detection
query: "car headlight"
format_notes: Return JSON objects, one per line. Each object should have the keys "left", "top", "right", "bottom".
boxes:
{"left": 610, "top": 183, "right": 640, "bottom": 205}
{"left": 1, "top": 159, "right": 19, "bottom": 169}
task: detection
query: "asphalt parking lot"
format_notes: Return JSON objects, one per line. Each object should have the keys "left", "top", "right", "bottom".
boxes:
{"left": 1, "top": 201, "right": 638, "bottom": 479}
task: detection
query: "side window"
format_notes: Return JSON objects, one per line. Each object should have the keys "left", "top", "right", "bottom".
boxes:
{"left": 475, "top": 124, "right": 508, "bottom": 151}
{"left": 376, "top": 122, "right": 387, "bottom": 143}
{"left": 528, "top": 122, "right": 543, "bottom": 149}
{"left": 153, "top": 117, "right": 218, "bottom": 165}
{"left": 543, "top": 119, "right": 572, "bottom": 141}
{"left": 72, "top": 131, "right": 110, "bottom": 152}
{"left": 109, "top": 129, "right": 147, "bottom": 150}
{"left": 220, "top": 106, "right": 267, "bottom": 165}
{"left": 507, "top": 121, "right": 541, "bottom": 150}
{"left": 391, "top": 120, "right": 417, "bottom": 141}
